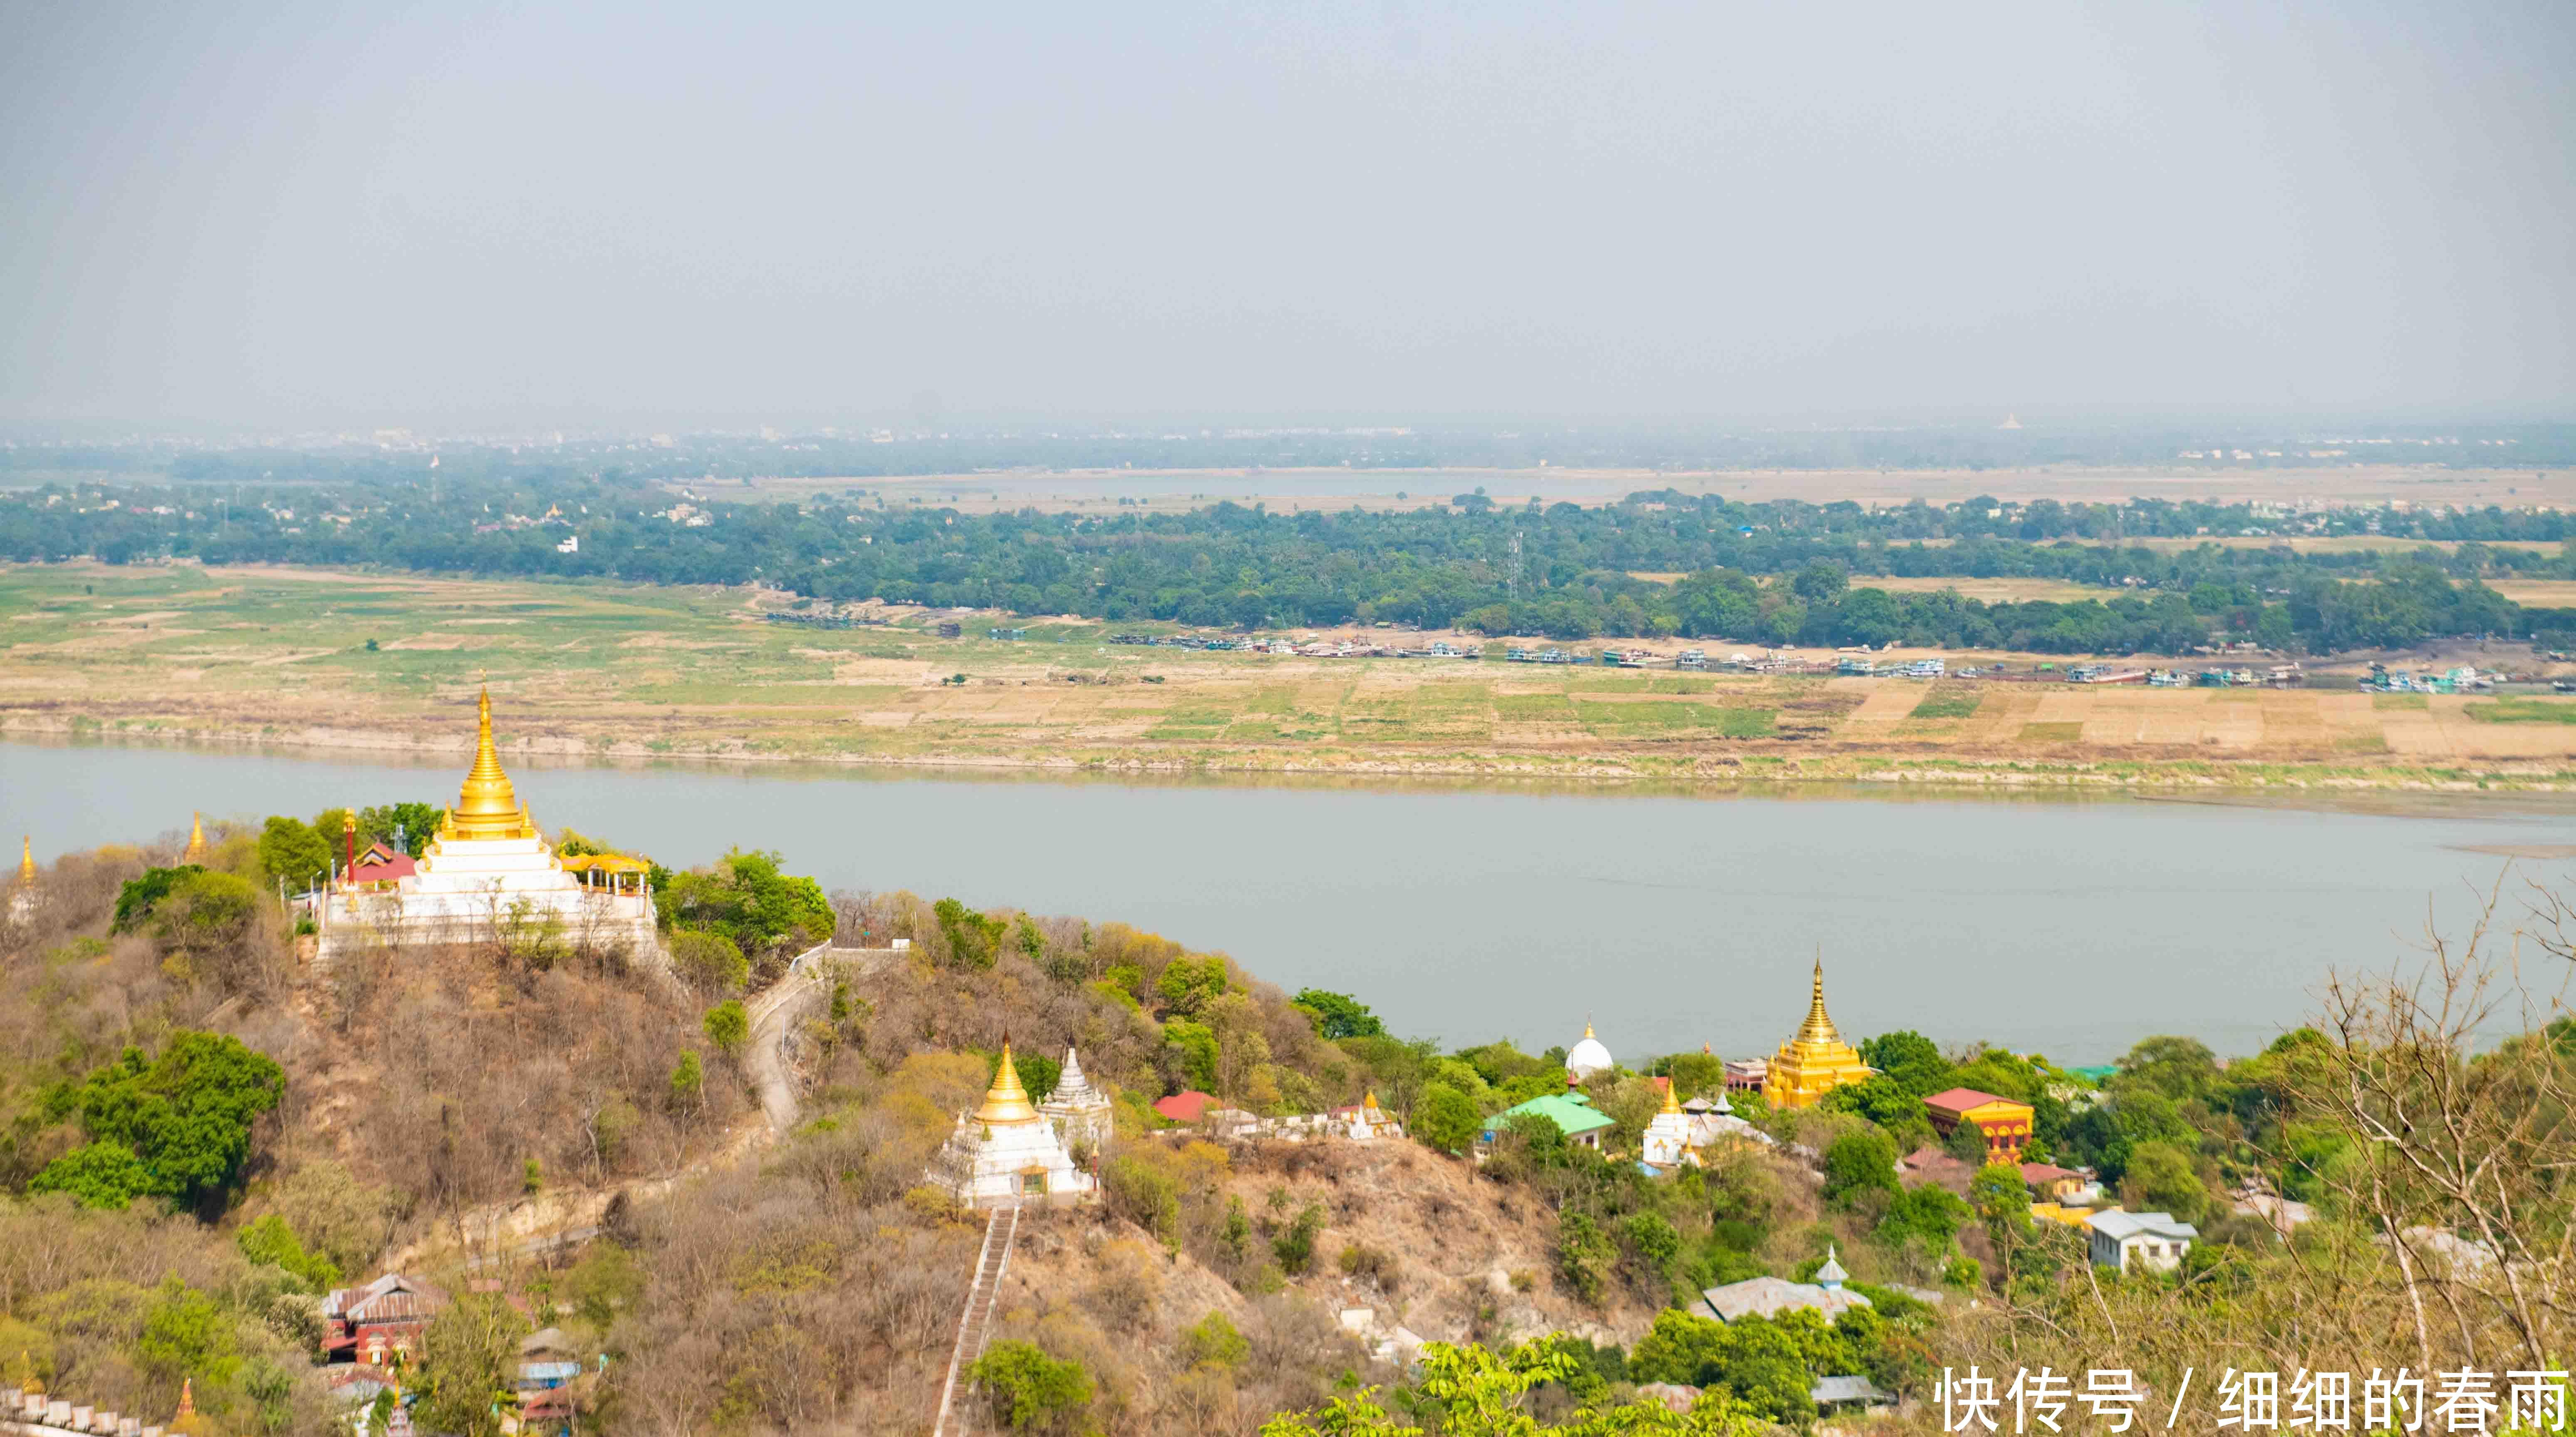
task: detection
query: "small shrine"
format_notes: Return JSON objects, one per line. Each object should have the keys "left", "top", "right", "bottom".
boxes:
{"left": 1640, "top": 1081, "right": 1697, "bottom": 1170}
{"left": 927, "top": 1042, "right": 1094, "bottom": 1209}
{"left": 1339, "top": 1090, "right": 1404, "bottom": 1142}
{"left": 1036, "top": 1046, "right": 1114, "bottom": 1161}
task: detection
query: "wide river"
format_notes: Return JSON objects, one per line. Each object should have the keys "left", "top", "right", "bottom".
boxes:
{"left": 7, "top": 740, "right": 2572, "bottom": 1064}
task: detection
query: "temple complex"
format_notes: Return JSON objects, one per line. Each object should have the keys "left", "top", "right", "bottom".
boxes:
{"left": 926, "top": 1042, "right": 1093, "bottom": 1208}
{"left": 315, "top": 690, "right": 658, "bottom": 963}
{"left": 1036, "top": 1046, "right": 1114, "bottom": 1160}
{"left": 1760, "top": 960, "right": 1874, "bottom": 1109}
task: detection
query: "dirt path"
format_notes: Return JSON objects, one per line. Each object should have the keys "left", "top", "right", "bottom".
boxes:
{"left": 379, "top": 944, "right": 899, "bottom": 1272}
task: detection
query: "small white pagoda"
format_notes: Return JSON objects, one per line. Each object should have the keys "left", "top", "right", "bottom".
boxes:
{"left": 1641, "top": 1081, "right": 1697, "bottom": 1170}
{"left": 929, "top": 1042, "right": 1094, "bottom": 1209}
{"left": 318, "top": 689, "right": 658, "bottom": 961}
{"left": 1037, "top": 1046, "right": 1114, "bottom": 1161}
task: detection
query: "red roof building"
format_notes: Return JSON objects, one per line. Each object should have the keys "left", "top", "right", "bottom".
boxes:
{"left": 347, "top": 842, "right": 417, "bottom": 887}
{"left": 1153, "top": 1090, "right": 1219, "bottom": 1122}
{"left": 322, "top": 1273, "right": 448, "bottom": 1366}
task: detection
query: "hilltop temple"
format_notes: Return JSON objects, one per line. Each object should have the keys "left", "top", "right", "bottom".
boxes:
{"left": 927, "top": 1041, "right": 1094, "bottom": 1208}
{"left": 315, "top": 689, "right": 659, "bottom": 962}
{"left": 1760, "top": 960, "right": 1874, "bottom": 1109}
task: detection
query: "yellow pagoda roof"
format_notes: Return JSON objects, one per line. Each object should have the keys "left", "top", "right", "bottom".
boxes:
{"left": 444, "top": 688, "right": 536, "bottom": 841}
{"left": 1794, "top": 957, "right": 1843, "bottom": 1047}
{"left": 15, "top": 836, "right": 31, "bottom": 887}
{"left": 974, "top": 1041, "right": 1041, "bottom": 1126}
{"left": 182, "top": 812, "right": 207, "bottom": 864}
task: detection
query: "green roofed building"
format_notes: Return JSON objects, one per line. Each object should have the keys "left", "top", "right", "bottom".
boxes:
{"left": 1476, "top": 1091, "right": 1617, "bottom": 1157}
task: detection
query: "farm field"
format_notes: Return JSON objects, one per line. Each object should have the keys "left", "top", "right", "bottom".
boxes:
{"left": 6, "top": 561, "right": 2576, "bottom": 788}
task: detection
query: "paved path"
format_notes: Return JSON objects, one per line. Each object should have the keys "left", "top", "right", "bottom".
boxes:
{"left": 747, "top": 943, "right": 897, "bottom": 1135}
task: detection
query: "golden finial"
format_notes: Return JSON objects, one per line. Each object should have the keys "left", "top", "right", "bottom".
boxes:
{"left": 177, "top": 1375, "right": 195, "bottom": 1418}
{"left": 182, "top": 811, "right": 207, "bottom": 864}
{"left": 974, "top": 1038, "right": 1039, "bottom": 1125}
{"left": 1796, "top": 954, "right": 1843, "bottom": 1046}
{"left": 1362, "top": 1089, "right": 1381, "bottom": 1111}
{"left": 1583, "top": 1017, "right": 1594, "bottom": 1040}
{"left": 14, "top": 837, "right": 30, "bottom": 887}
{"left": 446, "top": 686, "right": 533, "bottom": 840}
{"left": 1661, "top": 1078, "right": 1681, "bottom": 1115}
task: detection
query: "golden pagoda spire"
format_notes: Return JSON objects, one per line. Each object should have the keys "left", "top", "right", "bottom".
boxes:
{"left": 1796, "top": 955, "right": 1842, "bottom": 1046}
{"left": 1660, "top": 1078, "right": 1682, "bottom": 1115}
{"left": 974, "top": 1038, "right": 1040, "bottom": 1125}
{"left": 445, "top": 686, "right": 533, "bottom": 840}
{"left": 182, "top": 812, "right": 207, "bottom": 864}
{"left": 176, "top": 1375, "right": 194, "bottom": 1419}
{"left": 14, "top": 837, "right": 30, "bottom": 887}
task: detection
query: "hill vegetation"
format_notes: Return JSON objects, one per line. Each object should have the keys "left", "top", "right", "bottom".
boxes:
{"left": 3, "top": 809, "right": 2572, "bottom": 1434}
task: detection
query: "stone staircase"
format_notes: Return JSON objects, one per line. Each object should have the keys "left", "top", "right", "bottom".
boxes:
{"left": 930, "top": 1204, "right": 1020, "bottom": 1437}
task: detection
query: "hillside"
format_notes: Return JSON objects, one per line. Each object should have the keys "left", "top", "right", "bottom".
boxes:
{"left": 5, "top": 810, "right": 2574, "bottom": 1435}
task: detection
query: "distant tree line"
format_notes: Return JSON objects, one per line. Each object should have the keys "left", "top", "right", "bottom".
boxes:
{"left": 7, "top": 476, "right": 2574, "bottom": 652}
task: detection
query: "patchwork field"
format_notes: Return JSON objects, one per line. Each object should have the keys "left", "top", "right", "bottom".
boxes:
{"left": 6, "top": 561, "right": 2576, "bottom": 788}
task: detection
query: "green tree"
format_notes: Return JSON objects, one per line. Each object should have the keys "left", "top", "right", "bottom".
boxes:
{"left": 702, "top": 1001, "right": 749, "bottom": 1061}
{"left": 1274, "top": 1202, "right": 1327, "bottom": 1274}
{"left": 1292, "top": 989, "right": 1385, "bottom": 1039}
{"left": 112, "top": 865, "right": 204, "bottom": 932}
{"left": 256, "top": 815, "right": 332, "bottom": 887}
{"left": 931, "top": 897, "right": 1007, "bottom": 969}
{"left": 236, "top": 1212, "right": 341, "bottom": 1292}
{"left": 27, "top": 1142, "right": 156, "bottom": 1210}
{"left": 1821, "top": 1130, "right": 1899, "bottom": 1206}
{"left": 1180, "top": 1311, "right": 1251, "bottom": 1370}
{"left": 966, "top": 1340, "right": 1093, "bottom": 1431}
{"left": 667, "top": 1051, "right": 703, "bottom": 1111}
{"left": 1156, "top": 954, "right": 1231, "bottom": 1016}
{"left": 1556, "top": 1210, "right": 1617, "bottom": 1304}
{"left": 2119, "top": 1139, "right": 2208, "bottom": 1222}
{"left": 1412, "top": 1082, "right": 1481, "bottom": 1155}
{"left": 36, "top": 1032, "right": 285, "bottom": 1208}
{"left": 668, "top": 929, "right": 748, "bottom": 993}
{"left": 413, "top": 1291, "right": 525, "bottom": 1437}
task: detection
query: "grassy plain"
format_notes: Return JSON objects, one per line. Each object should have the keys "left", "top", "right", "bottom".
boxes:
{"left": 7, "top": 561, "right": 2576, "bottom": 789}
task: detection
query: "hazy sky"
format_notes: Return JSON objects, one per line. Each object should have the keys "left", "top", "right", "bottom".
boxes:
{"left": 3, "top": 1, "right": 2571, "bottom": 430}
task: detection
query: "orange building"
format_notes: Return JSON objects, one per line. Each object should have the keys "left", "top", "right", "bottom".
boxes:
{"left": 1922, "top": 1087, "right": 2036, "bottom": 1162}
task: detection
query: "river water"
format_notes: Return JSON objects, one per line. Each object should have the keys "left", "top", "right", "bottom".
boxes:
{"left": 6, "top": 739, "right": 2571, "bottom": 1065}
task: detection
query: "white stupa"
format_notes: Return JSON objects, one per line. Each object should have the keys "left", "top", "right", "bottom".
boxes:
{"left": 1566, "top": 1020, "right": 1614, "bottom": 1081}
{"left": 928, "top": 1041, "right": 1094, "bottom": 1209}
{"left": 317, "top": 688, "right": 658, "bottom": 961}
{"left": 1641, "top": 1080, "right": 1697, "bottom": 1170}
{"left": 1037, "top": 1046, "right": 1114, "bottom": 1160}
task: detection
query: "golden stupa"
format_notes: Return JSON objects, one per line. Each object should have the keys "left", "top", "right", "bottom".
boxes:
{"left": 1760, "top": 958, "right": 1874, "bottom": 1109}
{"left": 442, "top": 688, "right": 537, "bottom": 841}
{"left": 182, "top": 812, "right": 208, "bottom": 865}
{"left": 14, "top": 837, "right": 31, "bottom": 887}
{"left": 973, "top": 1041, "right": 1041, "bottom": 1126}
